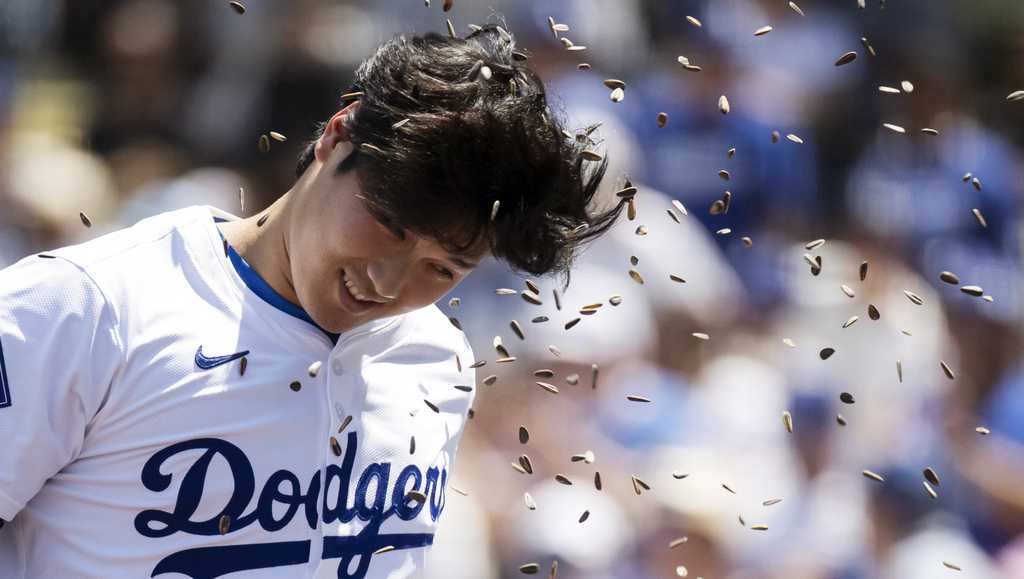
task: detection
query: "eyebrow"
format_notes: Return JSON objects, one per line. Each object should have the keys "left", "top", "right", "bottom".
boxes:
{"left": 448, "top": 256, "right": 479, "bottom": 270}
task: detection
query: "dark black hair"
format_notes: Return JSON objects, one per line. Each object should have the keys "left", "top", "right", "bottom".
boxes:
{"left": 296, "top": 23, "right": 624, "bottom": 285}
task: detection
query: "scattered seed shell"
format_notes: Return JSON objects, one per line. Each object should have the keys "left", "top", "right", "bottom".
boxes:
{"left": 862, "top": 470, "right": 885, "bottom": 483}
{"left": 835, "top": 51, "right": 858, "bottom": 66}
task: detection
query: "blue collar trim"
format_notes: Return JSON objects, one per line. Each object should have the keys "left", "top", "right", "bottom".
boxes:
{"left": 213, "top": 216, "right": 340, "bottom": 345}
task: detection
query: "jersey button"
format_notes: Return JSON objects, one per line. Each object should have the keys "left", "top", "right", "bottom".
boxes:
{"left": 331, "top": 358, "right": 344, "bottom": 375}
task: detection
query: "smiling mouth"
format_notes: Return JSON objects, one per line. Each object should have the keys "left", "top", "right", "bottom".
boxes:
{"left": 342, "top": 269, "right": 389, "bottom": 304}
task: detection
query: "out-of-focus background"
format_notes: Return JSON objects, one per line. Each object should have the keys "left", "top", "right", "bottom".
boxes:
{"left": 2, "top": 0, "right": 1023, "bottom": 577}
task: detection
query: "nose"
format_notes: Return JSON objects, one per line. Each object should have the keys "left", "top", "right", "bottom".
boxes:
{"left": 366, "top": 257, "right": 406, "bottom": 300}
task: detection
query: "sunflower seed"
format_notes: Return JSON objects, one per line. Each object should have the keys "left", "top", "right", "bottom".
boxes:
{"left": 671, "top": 199, "right": 688, "bottom": 216}
{"left": 837, "top": 414, "right": 847, "bottom": 426}
{"left": 692, "top": 332, "right": 710, "bottom": 340}
{"left": 904, "top": 290, "right": 924, "bottom": 305}
{"left": 820, "top": 347, "right": 836, "bottom": 360}
{"left": 841, "top": 284, "right": 855, "bottom": 298}
{"left": 843, "top": 316, "right": 859, "bottom": 328}
{"left": 657, "top": 112, "right": 668, "bottom": 128}
{"left": 710, "top": 199, "right": 726, "bottom": 215}
{"left": 754, "top": 25, "right": 773, "bottom": 36}
{"left": 840, "top": 392, "right": 855, "bottom": 404}
{"left": 718, "top": 95, "right": 730, "bottom": 114}
{"left": 771, "top": 130, "right": 780, "bottom": 143}
{"left": 897, "top": 360, "right": 903, "bottom": 382}
{"left": 289, "top": 380, "right": 302, "bottom": 392}
{"left": 562, "top": 318, "right": 580, "bottom": 331}
{"left": 632, "top": 475, "right": 650, "bottom": 494}
{"left": 424, "top": 398, "right": 440, "bottom": 412}
{"left": 79, "top": 212, "right": 92, "bottom": 228}
{"left": 835, "top": 51, "right": 857, "bottom": 66}
{"left": 939, "top": 271, "right": 960, "bottom": 284}
{"left": 495, "top": 356, "right": 517, "bottom": 364}
{"left": 921, "top": 127, "right": 939, "bottom": 136}
{"left": 686, "top": 15, "right": 702, "bottom": 27}
{"left": 406, "top": 489, "right": 428, "bottom": 505}
{"left": 782, "top": 338, "right": 796, "bottom": 348}
{"left": 669, "top": 536, "right": 689, "bottom": 549}
{"left": 519, "top": 454, "right": 534, "bottom": 474}
{"left": 1007, "top": 90, "right": 1024, "bottom": 102}
{"left": 580, "top": 150, "right": 603, "bottom": 162}
{"left": 577, "top": 510, "right": 590, "bottom": 523}
{"left": 751, "top": 524, "right": 769, "bottom": 531}
{"left": 591, "top": 363, "right": 599, "bottom": 389}
{"left": 672, "top": 471, "right": 689, "bottom": 479}
{"left": 960, "top": 285, "right": 983, "bottom": 297}
{"left": 940, "top": 360, "right": 956, "bottom": 380}
{"left": 788, "top": 1, "right": 805, "bottom": 16}
{"left": 523, "top": 492, "right": 536, "bottom": 510}
{"left": 626, "top": 395, "right": 651, "bottom": 403}
{"left": 901, "top": 80, "right": 914, "bottom": 92}
{"left": 868, "top": 304, "right": 880, "bottom": 320}
{"left": 258, "top": 133, "right": 271, "bottom": 153}
{"left": 534, "top": 369, "right": 555, "bottom": 378}
{"left": 330, "top": 436, "right": 342, "bottom": 456}
{"left": 942, "top": 561, "right": 961, "bottom": 571}
{"left": 666, "top": 274, "right": 686, "bottom": 284}
{"left": 555, "top": 474, "right": 572, "bottom": 485}
{"left": 338, "top": 414, "right": 353, "bottom": 433}
{"left": 565, "top": 373, "right": 579, "bottom": 385}
{"left": 860, "top": 36, "right": 877, "bottom": 56}
{"left": 716, "top": 228, "right": 732, "bottom": 235}
{"left": 923, "top": 467, "right": 940, "bottom": 486}
{"left": 862, "top": 470, "right": 885, "bottom": 483}
{"left": 879, "top": 85, "right": 900, "bottom": 94}
{"left": 883, "top": 123, "right": 906, "bottom": 134}
{"left": 783, "top": 411, "right": 793, "bottom": 433}
{"left": 982, "top": 295, "right": 993, "bottom": 302}
{"left": 445, "top": 18, "right": 456, "bottom": 38}
{"left": 976, "top": 426, "right": 990, "bottom": 435}
{"left": 675, "top": 565, "right": 689, "bottom": 577}
{"left": 228, "top": 1, "right": 245, "bottom": 14}
{"left": 307, "top": 361, "right": 322, "bottom": 378}
{"left": 531, "top": 316, "right": 549, "bottom": 324}
{"left": 970, "top": 176, "right": 983, "bottom": 191}
{"left": 971, "top": 208, "right": 987, "bottom": 228}
{"left": 763, "top": 498, "right": 783, "bottom": 506}
{"left": 787, "top": 133, "right": 804, "bottom": 144}
{"left": 718, "top": 169, "right": 731, "bottom": 181}
{"left": 536, "top": 381, "right": 559, "bottom": 394}
{"left": 741, "top": 236, "right": 753, "bottom": 247}
{"left": 594, "top": 471, "right": 602, "bottom": 490}
{"left": 920, "top": 480, "right": 938, "bottom": 500}
{"left": 521, "top": 290, "right": 543, "bottom": 305}
{"left": 495, "top": 288, "right": 516, "bottom": 296}
{"left": 576, "top": 62, "right": 591, "bottom": 70}
{"left": 453, "top": 385, "right": 472, "bottom": 392}
{"left": 510, "top": 320, "right": 525, "bottom": 340}
{"left": 520, "top": 563, "right": 540, "bottom": 574}
{"left": 610, "top": 87, "right": 625, "bottom": 102}
{"left": 238, "top": 356, "right": 248, "bottom": 376}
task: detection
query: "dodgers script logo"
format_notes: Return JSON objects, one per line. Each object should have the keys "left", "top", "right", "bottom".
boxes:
{"left": 134, "top": 431, "right": 448, "bottom": 578}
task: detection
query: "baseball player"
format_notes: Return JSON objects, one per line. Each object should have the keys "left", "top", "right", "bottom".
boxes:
{"left": 0, "top": 24, "right": 623, "bottom": 579}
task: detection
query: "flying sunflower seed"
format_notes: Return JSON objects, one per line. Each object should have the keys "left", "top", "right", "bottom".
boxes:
{"left": 594, "top": 471, "right": 603, "bottom": 490}
{"left": 921, "top": 128, "right": 939, "bottom": 136}
{"left": 883, "top": 123, "right": 906, "bottom": 134}
{"left": 669, "top": 537, "right": 689, "bottom": 549}
{"left": 228, "top": 1, "right": 245, "bottom": 14}
{"left": 1007, "top": 90, "right": 1024, "bottom": 102}
{"left": 495, "top": 288, "right": 516, "bottom": 296}
{"left": 939, "top": 271, "right": 960, "bottom": 284}
{"left": 552, "top": 24, "right": 569, "bottom": 33}
{"left": 835, "top": 51, "right": 857, "bottom": 66}
{"left": 837, "top": 414, "right": 848, "bottom": 426}
{"left": 942, "top": 561, "right": 961, "bottom": 571}
{"left": 580, "top": 150, "right": 603, "bottom": 162}
{"left": 897, "top": 360, "right": 903, "bottom": 383}
{"left": 763, "top": 498, "right": 783, "bottom": 506}
{"left": 692, "top": 332, "right": 710, "bottom": 340}
{"left": 521, "top": 290, "right": 543, "bottom": 305}
{"left": 669, "top": 274, "right": 686, "bottom": 283}
{"left": 841, "top": 284, "right": 855, "bottom": 298}
{"left": 741, "top": 236, "right": 753, "bottom": 247}
{"left": 564, "top": 318, "right": 580, "bottom": 331}
{"left": 289, "top": 380, "right": 302, "bottom": 392}
{"left": 534, "top": 369, "right": 555, "bottom": 378}
{"left": 820, "top": 347, "right": 836, "bottom": 360}
{"left": 632, "top": 475, "right": 650, "bottom": 494}
{"left": 239, "top": 356, "right": 248, "bottom": 376}
{"left": 922, "top": 480, "right": 938, "bottom": 499}
{"left": 269, "top": 131, "right": 287, "bottom": 142}
{"left": 782, "top": 338, "right": 796, "bottom": 348}
{"left": 628, "top": 269, "right": 645, "bottom": 285}
{"left": 868, "top": 304, "right": 880, "bottom": 320}
{"left": 565, "top": 373, "right": 579, "bottom": 385}
{"left": 407, "top": 490, "right": 428, "bottom": 504}
{"left": 523, "top": 492, "right": 536, "bottom": 510}
{"left": 218, "top": 514, "right": 231, "bottom": 534}
{"left": 860, "top": 36, "right": 876, "bottom": 56}
{"left": 686, "top": 15, "right": 702, "bottom": 27}
{"left": 338, "top": 414, "right": 353, "bottom": 433}
{"left": 555, "top": 474, "right": 572, "bottom": 485}
{"left": 971, "top": 177, "right": 982, "bottom": 191}
{"left": 591, "top": 363, "right": 599, "bottom": 389}
{"left": 976, "top": 426, "right": 990, "bottom": 435}
{"left": 862, "top": 470, "right": 885, "bottom": 483}
{"left": 577, "top": 62, "right": 590, "bottom": 70}
{"left": 445, "top": 18, "right": 456, "bottom": 38}
{"left": 657, "top": 112, "right": 668, "bottom": 128}
{"left": 783, "top": 411, "right": 793, "bottom": 433}
{"left": 787, "top": 134, "right": 804, "bottom": 144}
{"left": 718, "top": 169, "right": 731, "bottom": 180}
{"left": 722, "top": 483, "right": 736, "bottom": 494}
{"left": 879, "top": 85, "right": 900, "bottom": 94}
{"left": 424, "top": 398, "right": 440, "bottom": 412}
{"left": 716, "top": 228, "right": 732, "bottom": 235}
{"left": 789, "top": 1, "right": 805, "bottom": 16}
{"left": 672, "top": 471, "right": 689, "bottom": 479}
{"left": 972, "top": 208, "right": 987, "bottom": 228}
{"left": 718, "top": 95, "right": 730, "bottom": 114}
{"left": 901, "top": 80, "right": 914, "bottom": 92}
{"left": 940, "top": 360, "right": 956, "bottom": 380}
{"left": 578, "top": 510, "right": 590, "bottom": 523}
{"left": 519, "top": 454, "right": 534, "bottom": 474}
{"left": 671, "top": 199, "right": 688, "bottom": 216}
{"left": 771, "top": 130, "right": 780, "bottom": 143}
{"left": 843, "top": 316, "right": 859, "bottom": 328}
{"left": 603, "top": 79, "right": 626, "bottom": 90}
{"left": 754, "top": 25, "right": 773, "bottom": 36}
{"left": 495, "top": 356, "right": 517, "bottom": 364}
{"left": 258, "top": 134, "right": 271, "bottom": 153}
{"left": 626, "top": 394, "right": 651, "bottom": 403}
{"left": 519, "top": 563, "right": 540, "bottom": 575}
{"left": 482, "top": 374, "right": 498, "bottom": 386}
{"left": 510, "top": 320, "right": 525, "bottom": 340}
{"left": 751, "top": 524, "right": 769, "bottom": 531}
{"left": 610, "top": 87, "right": 625, "bottom": 102}
{"left": 78, "top": 211, "right": 92, "bottom": 228}
{"left": 330, "top": 436, "right": 342, "bottom": 457}
{"left": 904, "top": 290, "right": 924, "bottom": 305}
{"left": 536, "top": 381, "right": 559, "bottom": 394}
{"left": 960, "top": 285, "right": 983, "bottom": 297}
{"left": 923, "top": 467, "right": 940, "bottom": 486}
{"left": 840, "top": 392, "right": 855, "bottom": 404}
{"left": 307, "top": 361, "right": 322, "bottom": 378}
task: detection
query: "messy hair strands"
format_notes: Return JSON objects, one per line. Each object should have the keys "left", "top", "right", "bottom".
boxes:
{"left": 295, "top": 22, "right": 624, "bottom": 287}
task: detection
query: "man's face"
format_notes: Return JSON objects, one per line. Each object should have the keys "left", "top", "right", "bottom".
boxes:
{"left": 290, "top": 138, "right": 485, "bottom": 335}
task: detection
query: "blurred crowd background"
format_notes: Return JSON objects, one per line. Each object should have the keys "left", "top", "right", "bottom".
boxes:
{"left": 2, "top": 0, "right": 1023, "bottom": 577}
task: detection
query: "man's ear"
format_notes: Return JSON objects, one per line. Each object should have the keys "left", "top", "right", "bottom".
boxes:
{"left": 314, "top": 101, "right": 360, "bottom": 164}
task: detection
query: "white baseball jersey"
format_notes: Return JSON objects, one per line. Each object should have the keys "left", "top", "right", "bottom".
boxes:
{"left": 0, "top": 204, "right": 476, "bottom": 578}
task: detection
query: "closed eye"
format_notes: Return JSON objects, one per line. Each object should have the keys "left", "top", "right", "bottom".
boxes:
{"left": 432, "top": 263, "right": 455, "bottom": 280}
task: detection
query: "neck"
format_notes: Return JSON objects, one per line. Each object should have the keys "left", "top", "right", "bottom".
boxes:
{"left": 219, "top": 191, "right": 299, "bottom": 306}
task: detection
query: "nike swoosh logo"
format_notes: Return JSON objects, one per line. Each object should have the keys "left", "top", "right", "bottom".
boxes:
{"left": 195, "top": 345, "right": 250, "bottom": 370}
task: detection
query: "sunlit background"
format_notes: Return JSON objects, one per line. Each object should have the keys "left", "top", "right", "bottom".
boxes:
{"left": 2, "top": 1, "right": 1024, "bottom": 577}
